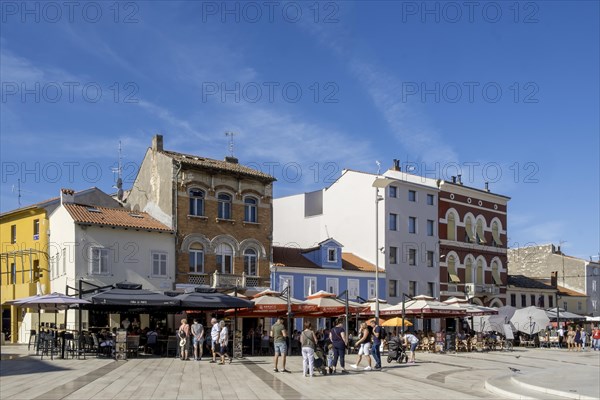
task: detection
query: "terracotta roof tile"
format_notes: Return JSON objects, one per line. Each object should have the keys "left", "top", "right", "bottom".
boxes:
{"left": 64, "top": 204, "right": 172, "bottom": 232}
{"left": 272, "top": 247, "right": 320, "bottom": 269}
{"left": 342, "top": 253, "right": 383, "bottom": 273}
{"left": 161, "top": 150, "right": 276, "bottom": 182}
{"left": 508, "top": 275, "right": 556, "bottom": 290}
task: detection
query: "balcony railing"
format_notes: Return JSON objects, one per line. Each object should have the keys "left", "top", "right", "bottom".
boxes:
{"left": 188, "top": 272, "right": 265, "bottom": 288}
{"left": 465, "top": 283, "right": 500, "bottom": 296}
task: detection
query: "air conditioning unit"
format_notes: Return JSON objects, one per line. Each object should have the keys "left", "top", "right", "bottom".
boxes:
{"left": 465, "top": 283, "right": 475, "bottom": 294}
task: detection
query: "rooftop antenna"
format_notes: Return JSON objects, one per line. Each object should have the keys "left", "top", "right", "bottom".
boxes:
{"left": 375, "top": 160, "right": 381, "bottom": 175}
{"left": 12, "top": 179, "right": 22, "bottom": 206}
{"left": 111, "top": 141, "right": 124, "bottom": 201}
{"left": 225, "top": 132, "right": 237, "bottom": 157}
{"left": 11, "top": 179, "right": 33, "bottom": 206}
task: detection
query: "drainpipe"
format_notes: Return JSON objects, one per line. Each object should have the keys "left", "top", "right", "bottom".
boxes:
{"left": 174, "top": 161, "right": 182, "bottom": 288}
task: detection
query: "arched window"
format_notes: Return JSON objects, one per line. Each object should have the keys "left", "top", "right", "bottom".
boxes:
{"left": 189, "top": 243, "right": 204, "bottom": 273}
{"left": 447, "top": 212, "right": 456, "bottom": 241}
{"left": 465, "top": 257, "right": 474, "bottom": 283}
{"left": 217, "top": 193, "right": 232, "bottom": 219}
{"left": 448, "top": 255, "right": 460, "bottom": 283}
{"left": 476, "top": 219, "right": 486, "bottom": 244}
{"left": 244, "top": 197, "right": 258, "bottom": 223}
{"left": 216, "top": 243, "right": 233, "bottom": 274}
{"left": 189, "top": 188, "right": 205, "bottom": 216}
{"left": 492, "top": 221, "right": 503, "bottom": 246}
{"left": 476, "top": 259, "right": 484, "bottom": 284}
{"left": 465, "top": 216, "right": 475, "bottom": 243}
{"left": 491, "top": 260, "right": 502, "bottom": 285}
{"left": 244, "top": 248, "right": 257, "bottom": 276}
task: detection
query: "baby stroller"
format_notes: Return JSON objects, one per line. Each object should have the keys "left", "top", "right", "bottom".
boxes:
{"left": 387, "top": 336, "right": 408, "bottom": 363}
{"left": 311, "top": 346, "right": 328, "bottom": 375}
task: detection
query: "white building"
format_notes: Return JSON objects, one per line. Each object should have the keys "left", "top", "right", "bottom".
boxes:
{"left": 274, "top": 161, "right": 439, "bottom": 307}
{"left": 48, "top": 189, "right": 174, "bottom": 329}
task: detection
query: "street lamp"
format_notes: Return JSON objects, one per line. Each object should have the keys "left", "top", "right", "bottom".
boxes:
{"left": 401, "top": 293, "right": 412, "bottom": 334}
{"left": 372, "top": 176, "right": 395, "bottom": 323}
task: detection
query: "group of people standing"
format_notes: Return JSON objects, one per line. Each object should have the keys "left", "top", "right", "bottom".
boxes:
{"left": 272, "top": 316, "right": 419, "bottom": 377}
{"left": 178, "top": 318, "right": 231, "bottom": 364}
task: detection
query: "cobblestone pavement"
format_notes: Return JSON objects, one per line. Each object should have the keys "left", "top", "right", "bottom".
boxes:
{"left": 1, "top": 344, "right": 598, "bottom": 399}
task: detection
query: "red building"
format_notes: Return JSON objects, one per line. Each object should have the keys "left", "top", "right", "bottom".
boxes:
{"left": 438, "top": 177, "right": 510, "bottom": 307}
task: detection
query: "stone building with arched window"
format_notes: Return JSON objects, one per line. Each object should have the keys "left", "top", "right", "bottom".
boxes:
{"left": 126, "top": 135, "right": 276, "bottom": 290}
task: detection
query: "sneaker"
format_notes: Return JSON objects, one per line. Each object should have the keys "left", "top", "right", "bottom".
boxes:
{"left": 364, "top": 366, "right": 372, "bottom": 371}
{"left": 350, "top": 364, "right": 358, "bottom": 369}
{"left": 281, "top": 369, "right": 291, "bottom": 373}
{"left": 273, "top": 368, "right": 279, "bottom": 372}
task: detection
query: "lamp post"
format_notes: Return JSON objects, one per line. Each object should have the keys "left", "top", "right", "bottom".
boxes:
{"left": 401, "top": 293, "right": 412, "bottom": 335}
{"left": 372, "top": 176, "right": 395, "bottom": 323}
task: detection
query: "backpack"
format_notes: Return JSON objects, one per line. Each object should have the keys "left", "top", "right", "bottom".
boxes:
{"left": 378, "top": 326, "right": 387, "bottom": 340}
{"left": 179, "top": 330, "right": 186, "bottom": 339}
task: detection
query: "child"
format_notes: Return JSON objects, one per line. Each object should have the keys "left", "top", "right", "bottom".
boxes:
{"left": 326, "top": 343, "right": 335, "bottom": 374}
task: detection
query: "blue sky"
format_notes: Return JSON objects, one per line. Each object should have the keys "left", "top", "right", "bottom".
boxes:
{"left": 1, "top": 1, "right": 598, "bottom": 259}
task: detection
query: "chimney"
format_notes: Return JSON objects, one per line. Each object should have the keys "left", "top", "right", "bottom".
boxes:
{"left": 484, "top": 182, "right": 489, "bottom": 192}
{"left": 550, "top": 271, "right": 558, "bottom": 288}
{"left": 60, "top": 188, "right": 75, "bottom": 204}
{"left": 152, "top": 134, "right": 163, "bottom": 152}
{"left": 392, "top": 159, "right": 401, "bottom": 171}
{"left": 451, "top": 176, "right": 456, "bottom": 184}
{"left": 457, "top": 174, "right": 462, "bottom": 185}
{"left": 224, "top": 156, "right": 239, "bottom": 164}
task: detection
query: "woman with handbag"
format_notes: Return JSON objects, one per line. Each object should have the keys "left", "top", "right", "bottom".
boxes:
{"left": 179, "top": 319, "right": 190, "bottom": 360}
{"left": 301, "top": 322, "right": 318, "bottom": 377}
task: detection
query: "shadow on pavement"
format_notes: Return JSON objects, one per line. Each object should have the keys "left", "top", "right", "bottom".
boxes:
{"left": 0, "top": 355, "right": 73, "bottom": 377}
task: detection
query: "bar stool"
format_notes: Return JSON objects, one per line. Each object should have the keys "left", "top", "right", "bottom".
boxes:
{"left": 28, "top": 330, "right": 37, "bottom": 351}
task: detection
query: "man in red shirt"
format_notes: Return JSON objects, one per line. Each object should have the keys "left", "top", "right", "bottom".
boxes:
{"left": 592, "top": 326, "right": 600, "bottom": 351}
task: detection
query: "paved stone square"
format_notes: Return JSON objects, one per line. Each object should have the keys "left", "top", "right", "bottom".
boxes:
{"left": 1, "top": 344, "right": 598, "bottom": 399}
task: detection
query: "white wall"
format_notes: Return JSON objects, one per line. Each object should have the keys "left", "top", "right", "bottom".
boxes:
{"left": 274, "top": 168, "right": 441, "bottom": 306}
{"left": 273, "top": 194, "right": 323, "bottom": 248}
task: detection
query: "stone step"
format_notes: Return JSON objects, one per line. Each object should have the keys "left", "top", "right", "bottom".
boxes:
{"left": 485, "top": 374, "right": 572, "bottom": 400}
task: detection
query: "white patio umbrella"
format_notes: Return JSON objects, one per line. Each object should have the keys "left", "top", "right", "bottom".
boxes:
{"left": 510, "top": 306, "right": 550, "bottom": 335}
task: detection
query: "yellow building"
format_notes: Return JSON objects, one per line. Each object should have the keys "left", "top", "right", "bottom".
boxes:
{"left": 1, "top": 205, "right": 50, "bottom": 343}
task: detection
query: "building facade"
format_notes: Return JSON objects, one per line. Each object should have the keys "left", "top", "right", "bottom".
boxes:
{"left": 274, "top": 161, "right": 440, "bottom": 306}
{"left": 437, "top": 177, "right": 510, "bottom": 307}
{"left": 126, "top": 135, "right": 276, "bottom": 290}
{"left": 506, "top": 274, "right": 557, "bottom": 309}
{"left": 508, "top": 244, "right": 599, "bottom": 316}
{"left": 0, "top": 187, "right": 120, "bottom": 343}
{"left": 48, "top": 188, "right": 174, "bottom": 331}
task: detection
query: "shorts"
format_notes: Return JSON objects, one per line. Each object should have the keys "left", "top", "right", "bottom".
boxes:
{"left": 211, "top": 338, "right": 219, "bottom": 350}
{"left": 410, "top": 342, "right": 418, "bottom": 352}
{"left": 193, "top": 336, "right": 202, "bottom": 346}
{"left": 220, "top": 344, "right": 228, "bottom": 354}
{"left": 358, "top": 342, "right": 371, "bottom": 356}
{"left": 274, "top": 341, "right": 287, "bottom": 355}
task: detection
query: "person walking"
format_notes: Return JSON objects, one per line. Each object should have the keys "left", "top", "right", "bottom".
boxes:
{"left": 403, "top": 332, "right": 420, "bottom": 364}
{"left": 191, "top": 318, "right": 204, "bottom": 361}
{"left": 271, "top": 317, "right": 290, "bottom": 373}
{"left": 301, "top": 321, "right": 318, "bottom": 377}
{"left": 350, "top": 322, "right": 372, "bottom": 371}
{"left": 592, "top": 325, "right": 600, "bottom": 351}
{"left": 329, "top": 317, "right": 349, "bottom": 374}
{"left": 370, "top": 319, "right": 383, "bottom": 370}
{"left": 574, "top": 326, "right": 582, "bottom": 352}
{"left": 581, "top": 327, "right": 588, "bottom": 351}
{"left": 178, "top": 319, "right": 191, "bottom": 360}
{"left": 566, "top": 325, "right": 575, "bottom": 351}
{"left": 210, "top": 318, "right": 220, "bottom": 363}
{"left": 218, "top": 321, "right": 232, "bottom": 364}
